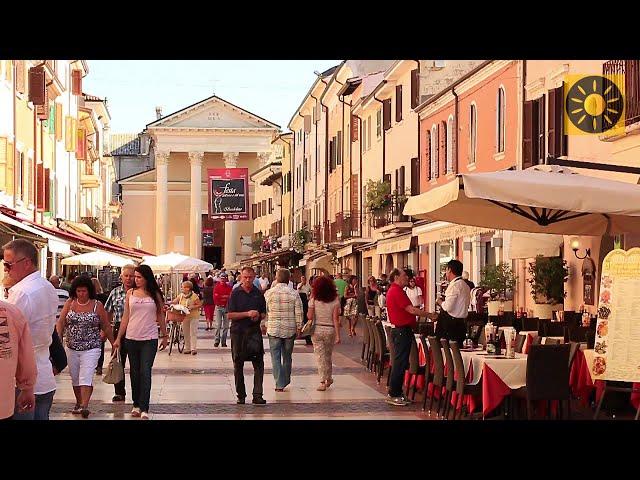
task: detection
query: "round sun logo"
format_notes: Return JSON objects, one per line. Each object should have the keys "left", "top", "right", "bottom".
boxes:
{"left": 566, "top": 76, "right": 624, "bottom": 133}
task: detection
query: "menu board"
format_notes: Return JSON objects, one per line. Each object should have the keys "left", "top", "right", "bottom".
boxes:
{"left": 591, "top": 248, "right": 640, "bottom": 382}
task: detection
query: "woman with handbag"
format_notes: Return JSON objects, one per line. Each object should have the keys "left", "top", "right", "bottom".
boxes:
{"left": 113, "top": 265, "right": 167, "bottom": 419}
{"left": 170, "top": 281, "right": 202, "bottom": 354}
{"left": 57, "top": 276, "right": 114, "bottom": 418}
{"left": 307, "top": 276, "right": 341, "bottom": 391}
{"left": 344, "top": 276, "right": 359, "bottom": 338}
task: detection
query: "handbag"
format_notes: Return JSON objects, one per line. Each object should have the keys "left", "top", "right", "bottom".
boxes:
{"left": 49, "top": 330, "right": 67, "bottom": 374}
{"left": 102, "top": 351, "right": 124, "bottom": 384}
{"left": 300, "top": 309, "right": 316, "bottom": 336}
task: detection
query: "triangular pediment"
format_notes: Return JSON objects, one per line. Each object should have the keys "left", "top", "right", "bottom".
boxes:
{"left": 147, "top": 95, "right": 280, "bottom": 130}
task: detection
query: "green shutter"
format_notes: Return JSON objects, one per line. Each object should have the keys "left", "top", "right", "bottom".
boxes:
{"left": 48, "top": 103, "right": 55, "bottom": 135}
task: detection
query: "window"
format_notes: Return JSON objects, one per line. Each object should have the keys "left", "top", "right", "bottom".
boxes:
{"left": 303, "top": 158, "right": 307, "bottom": 182}
{"left": 430, "top": 125, "right": 438, "bottom": 179}
{"left": 376, "top": 109, "right": 382, "bottom": 138}
{"left": 362, "top": 119, "right": 367, "bottom": 151}
{"left": 469, "top": 103, "right": 477, "bottom": 164}
{"left": 367, "top": 116, "right": 372, "bottom": 151}
{"left": 496, "top": 87, "right": 506, "bottom": 153}
{"left": 446, "top": 115, "right": 454, "bottom": 173}
{"left": 337, "top": 131, "right": 342, "bottom": 165}
{"left": 395, "top": 85, "right": 403, "bottom": 122}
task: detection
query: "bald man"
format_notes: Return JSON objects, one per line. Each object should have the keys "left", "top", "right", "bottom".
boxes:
{"left": 49, "top": 275, "right": 69, "bottom": 321}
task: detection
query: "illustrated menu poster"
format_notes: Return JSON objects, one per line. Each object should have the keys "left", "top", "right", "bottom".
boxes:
{"left": 207, "top": 168, "right": 249, "bottom": 220}
{"left": 592, "top": 248, "right": 640, "bottom": 382}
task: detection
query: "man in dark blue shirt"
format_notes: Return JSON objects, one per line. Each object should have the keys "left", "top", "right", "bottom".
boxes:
{"left": 227, "top": 266, "right": 267, "bottom": 405}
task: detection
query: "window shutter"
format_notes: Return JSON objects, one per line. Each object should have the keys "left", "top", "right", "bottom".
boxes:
{"left": 328, "top": 139, "right": 334, "bottom": 171}
{"left": 395, "top": 85, "right": 403, "bottom": 122}
{"left": 426, "top": 130, "right": 431, "bottom": 181}
{"left": 6, "top": 142, "right": 14, "bottom": 196}
{"left": 383, "top": 99, "right": 391, "bottom": 130}
{"left": 36, "top": 88, "right": 49, "bottom": 120}
{"left": 434, "top": 125, "right": 440, "bottom": 178}
{"left": 36, "top": 163, "right": 45, "bottom": 211}
{"left": 367, "top": 118, "right": 372, "bottom": 148}
{"left": 410, "top": 157, "right": 420, "bottom": 196}
{"left": 76, "top": 127, "right": 86, "bottom": 160}
{"left": 48, "top": 103, "right": 56, "bottom": 134}
{"left": 550, "top": 84, "right": 567, "bottom": 157}
{"left": 0, "top": 138, "right": 6, "bottom": 190}
{"left": 451, "top": 117, "right": 458, "bottom": 174}
{"left": 548, "top": 88, "right": 557, "bottom": 158}
{"left": 55, "top": 104, "right": 63, "bottom": 141}
{"left": 304, "top": 115, "right": 311, "bottom": 133}
{"left": 351, "top": 115, "right": 358, "bottom": 142}
{"left": 383, "top": 173, "right": 391, "bottom": 189}
{"left": 411, "top": 69, "right": 420, "bottom": 109}
{"left": 395, "top": 168, "right": 399, "bottom": 194}
{"left": 71, "top": 70, "right": 82, "bottom": 96}
{"left": 252, "top": 203, "right": 257, "bottom": 219}
{"left": 440, "top": 122, "right": 447, "bottom": 177}
{"left": 28, "top": 66, "right": 46, "bottom": 105}
{"left": 350, "top": 174, "right": 358, "bottom": 213}
{"left": 536, "top": 94, "right": 546, "bottom": 165}
{"left": 337, "top": 131, "right": 342, "bottom": 165}
{"left": 269, "top": 198, "right": 273, "bottom": 214}
{"left": 15, "top": 61, "right": 26, "bottom": 94}
{"left": 45, "top": 168, "right": 51, "bottom": 212}
{"left": 399, "top": 165, "right": 405, "bottom": 195}
{"left": 262, "top": 200, "right": 267, "bottom": 217}
{"left": 523, "top": 100, "right": 534, "bottom": 169}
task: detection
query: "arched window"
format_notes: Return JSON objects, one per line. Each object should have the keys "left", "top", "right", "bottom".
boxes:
{"left": 470, "top": 103, "right": 477, "bottom": 164}
{"left": 446, "top": 115, "right": 454, "bottom": 173}
{"left": 430, "top": 124, "right": 438, "bottom": 178}
{"left": 496, "top": 87, "right": 506, "bottom": 153}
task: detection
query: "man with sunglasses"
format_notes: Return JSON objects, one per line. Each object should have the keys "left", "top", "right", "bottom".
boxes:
{"left": 3, "top": 239, "right": 59, "bottom": 420}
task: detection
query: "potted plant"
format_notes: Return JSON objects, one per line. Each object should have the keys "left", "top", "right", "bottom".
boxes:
{"left": 527, "top": 255, "right": 569, "bottom": 320}
{"left": 292, "top": 226, "right": 312, "bottom": 254}
{"left": 479, "top": 262, "right": 518, "bottom": 315}
{"left": 391, "top": 188, "right": 411, "bottom": 222}
{"left": 365, "top": 179, "right": 391, "bottom": 227}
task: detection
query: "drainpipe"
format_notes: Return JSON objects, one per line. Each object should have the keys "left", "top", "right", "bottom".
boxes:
{"left": 281, "top": 134, "right": 292, "bottom": 235}
{"left": 334, "top": 78, "right": 345, "bottom": 220}
{"left": 452, "top": 85, "right": 459, "bottom": 174}
{"left": 353, "top": 113, "right": 363, "bottom": 233}
{"left": 310, "top": 93, "right": 319, "bottom": 220}
{"left": 414, "top": 60, "right": 421, "bottom": 199}
{"left": 319, "top": 76, "right": 330, "bottom": 243}
{"left": 373, "top": 95, "right": 386, "bottom": 182}
{"left": 297, "top": 112, "right": 306, "bottom": 219}
{"left": 12, "top": 61, "right": 17, "bottom": 207}
{"left": 33, "top": 99, "right": 37, "bottom": 222}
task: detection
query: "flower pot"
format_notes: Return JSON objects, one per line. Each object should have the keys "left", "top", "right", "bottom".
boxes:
{"left": 533, "top": 303, "right": 554, "bottom": 320}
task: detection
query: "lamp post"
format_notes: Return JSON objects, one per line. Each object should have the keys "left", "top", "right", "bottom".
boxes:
{"left": 570, "top": 236, "right": 591, "bottom": 260}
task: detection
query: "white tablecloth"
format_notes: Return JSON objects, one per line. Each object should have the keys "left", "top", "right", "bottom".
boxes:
{"left": 462, "top": 351, "right": 528, "bottom": 389}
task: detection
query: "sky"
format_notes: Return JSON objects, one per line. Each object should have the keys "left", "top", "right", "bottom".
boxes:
{"left": 83, "top": 60, "right": 341, "bottom": 133}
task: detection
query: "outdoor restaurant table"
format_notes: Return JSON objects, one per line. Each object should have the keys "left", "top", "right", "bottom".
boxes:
{"left": 569, "top": 348, "right": 640, "bottom": 411}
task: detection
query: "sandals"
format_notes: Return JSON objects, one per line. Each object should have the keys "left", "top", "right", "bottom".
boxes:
{"left": 316, "top": 382, "right": 327, "bottom": 391}
{"left": 81, "top": 408, "right": 90, "bottom": 419}
{"left": 71, "top": 404, "right": 82, "bottom": 415}
{"left": 131, "top": 407, "right": 141, "bottom": 417}
{"left": 325, "top": 379, "right": 334, "bottom": 389}
{"left": 140, "top": 412, "right": 150, "bottom": 420}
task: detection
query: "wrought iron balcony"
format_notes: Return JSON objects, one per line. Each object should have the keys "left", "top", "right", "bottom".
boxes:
{"left": 369, "top": 198, "right": 410, "bottom": 230}
{"left": 603, "top": 60, "right": 640, "bottom": 126}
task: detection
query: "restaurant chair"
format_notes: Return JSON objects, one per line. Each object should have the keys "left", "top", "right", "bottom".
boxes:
{"left": 440, "top": 338, "right": 456, "bottom": 420}
{"left": 568, "top": 341, "right": 580, "bottom": 368}
{"left": 544, "top": 321, "right": 566, "bottom": 338}
{"left": 544, "top": 338, "right": 561, "bottom": 345}
{"left": 424, "top": 336, "right": 445, "bottom": 417}
{"left": 361, "top": 315, "right": 370, "bottom": 363}
{"left": 532, "top": 336, "right": 543, "bottom": 346}
{"left": 365, "top": 318, "right": 376, "bottom": 372}
{"left": 383, "top": 324, "right": 395, "bottom": 387}
{"left": 520, "top": 317, "right": 539, "bottom": 332}
{"left": 495, "top": 312, "right": 515, "bottom": 328}
{"left": 567, "top": 325, "right": 590, "bottom": 343}
{"left": 515, "top": 334, "right": 527, "bottom": 354}
{"left": 372, "top": 321, "right": 390, "bottom": 384}
{"left": 406, "top": 339, "right": 426, "bottom": 401}
{"left": 417, "top": 335, "right": 432, "bottom": 402}
{"left": 513, "top": 344, "right": 571, "bottom": 419}
{"left": 586, "top": 329, "right": 596, "bottom": 349}
{"left": 450, "top": 340, "right": 482, "bottom": 420}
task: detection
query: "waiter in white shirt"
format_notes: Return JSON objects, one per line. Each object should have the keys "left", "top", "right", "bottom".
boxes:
{"left": 431, "top": 259, "right": 471, "bottom": 344}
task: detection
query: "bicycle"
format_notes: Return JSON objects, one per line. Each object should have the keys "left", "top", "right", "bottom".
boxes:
{"left": 166, "top": 310, "right": 186, "bottom": 355}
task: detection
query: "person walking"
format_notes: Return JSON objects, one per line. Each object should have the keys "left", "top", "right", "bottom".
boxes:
{"left": 227, "top": 267, "right": 267, "bottom": 405}
{"left": 213, "top": 272, "right": 232, "bottom": 347}
{"left": 202, "top": 277, "right": 215, "bottom": 331}
{"left": 92, "top": 277, "right": 109, "bottom": 376}
{"left": 344, "top": 276, "right": 359, "bottom": 337}
{"left": 3, "top": 239, "right": 59, "bottom": 420}
{"left": 0, "top": 300, "right": 37, "bottom": 420}
{"left": 365, "top": 276, "right": 381, "bottom": 318}
{"left": 385, "top": 268, "right": 431, "bottom": 406}
{"left": 297, "top": 276, "right": 312, "bottom": 346}
{"left": 333, "top": 272, "right": 348, "bottom": 322}
{"left": 57, "top": 275, "right": 114, "bottom": 418}
{"left": 264, "top": 268, "right": 303, "bottom": 392}
{"left": 170, "top": 281, "right": 202, "bottom": 355}
{"left": 307, "top": 275, "right": 341, "bottom": 391}
{"left": 258, "top": 272, "right": 270, "bottom": 293}
{"left": 113, "top": 265, "right": 167, "bottom": 419}
{"left": 104, "top": 264, "right": 135, "bottom": 402}
{"left": 49, "top": 275, "right": 70, "bottom": 320}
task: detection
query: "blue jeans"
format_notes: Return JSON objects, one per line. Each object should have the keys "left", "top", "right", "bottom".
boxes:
{"left": 268, "top": 335, "right": 296, "bottom": 389}
{"left": 13, "top": 389, "right": 56, "bottom": 420}
{"left": 126, "top": 339, "right": 157, "bottom": 413}
{"left": 214, "top": 306, "right": 229, "bottom": 344}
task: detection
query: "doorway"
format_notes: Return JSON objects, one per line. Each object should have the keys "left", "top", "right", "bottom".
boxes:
{"left": 204, "top": 246, "right": 222, "bottom": 269}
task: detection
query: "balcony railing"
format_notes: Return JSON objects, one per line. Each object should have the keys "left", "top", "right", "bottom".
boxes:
{"left": 603, "top": 60, "right": 640, "bottom": 126}
{"left": 339, "top": 210, "right": 361, "bottom": 240}
{"left": 369, "top": 199, "right": 409, "bottom": 229}
{"left": 269, "top": 220, "right": 282, "bottom": 238}
{"left": 329, "top": 219, "right": 339, "bottom": 243}
{"left": 312, "top": 225, "right": 322, "bottom": 244}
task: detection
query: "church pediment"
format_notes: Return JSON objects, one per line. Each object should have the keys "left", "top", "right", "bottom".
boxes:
{"left": 147, "top": 95, "right": 280, "bottom": 130}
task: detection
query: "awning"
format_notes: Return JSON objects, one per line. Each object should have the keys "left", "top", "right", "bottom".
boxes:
{"left": 376, "top": 234, "right": 413, "bottom": 255}
{"left": 414, "top": 221, "right": 494, "bottom": 245}
{"left": 62, "top": 251, "right": 135, "bottom": 267}
{"left": 307, "top": 253, "right": 333, "bottom": 273}
{"left": 48, "top": 238, "right": 72, "bottom": 255}
{"left": 298, "top": 258, "right": 307, "bottom": 267}
{"left": 509, "top": 232, "right": 564, "bottom": 259}
{"left": 336, "top": 245, "right": 353, "bottom": 258}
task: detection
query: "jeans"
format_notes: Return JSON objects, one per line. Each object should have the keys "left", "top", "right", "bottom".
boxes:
{"left": 126, "top": 338, "right": 158, "bottom": 413}
{"left": 13, "top": 389, "right": 56, "bottom": 420}
{"left": 388, "top": 326, "right": 414, "bottom": 398}
{"left": 231, "top": 331, "right": 264, "bottom": 399}
{"left": 113, "top": 323, "right": 128, "bottom": 397}
{"left": 214, "top": 306, "right": 229, "bottom": 344}
{"left": 268, "top": 335, "right": 296, "bottom": 389}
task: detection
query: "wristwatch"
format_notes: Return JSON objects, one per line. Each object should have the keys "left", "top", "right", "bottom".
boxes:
{"left": 158, "top": 334, "right": 166, "bottom": 338}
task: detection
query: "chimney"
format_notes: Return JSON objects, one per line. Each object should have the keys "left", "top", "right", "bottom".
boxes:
{"left": 155, "top": 106, "right": 162, "bottom": 120}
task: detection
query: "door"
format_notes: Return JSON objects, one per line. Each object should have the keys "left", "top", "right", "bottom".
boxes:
{"left": 203, "top": 246, "right": 222, "bottom": 269}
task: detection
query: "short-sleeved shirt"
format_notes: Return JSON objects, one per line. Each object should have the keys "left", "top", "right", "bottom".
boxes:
{"left": 386, "top": 283, "right": 416, "bottom": 328}
{"left": 227, "top": 285, "right": 266, "bottom": 335}
{"left": 55, "top": 288, "right": 69, "bottom": 320}
{"left": 104, "top": 285, "right": 126, "bottom": 325}
{"left": 334, "top": 278, "right": 348, "bottom": 298}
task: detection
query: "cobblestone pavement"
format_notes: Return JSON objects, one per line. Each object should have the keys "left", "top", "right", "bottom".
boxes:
{"left": 50, "top": 318, "right": 431, "bottom": 420}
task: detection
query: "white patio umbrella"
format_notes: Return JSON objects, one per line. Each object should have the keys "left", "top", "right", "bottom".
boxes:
{"left": 403, "top": 165, "right": 640, "bottom": 236}
{"left": 61, "top": 251, "right": 135, "bottom": 267}
{"left": 141, "top": 252, "right": 213, "bottom": 274}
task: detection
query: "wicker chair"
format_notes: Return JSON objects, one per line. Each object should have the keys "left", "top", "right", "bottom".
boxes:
{"left": 423, "top": 336, "right": 445, "bottom": 417}
{"left": 449, "top": 340, "right": 482, "bottom": 420}
{"left": 440, "top": 338, "right": 456, "bottom": 419}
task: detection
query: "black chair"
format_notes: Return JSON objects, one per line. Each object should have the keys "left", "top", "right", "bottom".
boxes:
{"left": 568, "top": 341, "right": 580, "bottom": 368}
{"left": 515, "top": 334, "right": 527, "bottom": 354}
{"left": 372, "top": 322, "right": 389, "bottom": 384}
{"left": 423, "top": 336, "right": 445, "bottom": 417}
{"left": 544, "top": 321, "right": 567, "bottom": 338}
{"left": 361, "top": 315, "right": 371, "bottom": 363}
{"left": 520, "top": 317, "right": 539, "bottom": 332}
{"left": 532, "top": 336, "right": 543, "bottom": 346}
{"left": 406, "top": 339, "right": 426, "bottom": 400}
{"left": 513, "top": 344, "right": 571, "bottom": 419}
{"left": 544, "top": 338, "right": 561, "bottom": 345}
{"left": 440, "top": 338, "right": 456, "bottom": 419}
{"left": 365, "top": 318, "right": 376, "bottom": 371}
{"left": 417, "top": 335, "right": 432, "bottom": 402}
{"left": 491, "top": 313, "right": 514, "bottom": 328}
{"left": 449, "top": 340, "right": 482, "bottom": 420}
{"left": 567, "top": 325, "right": 590, "bottom": 343}
{"left": 383, "top": 324, "right": 395, "bottom": 387}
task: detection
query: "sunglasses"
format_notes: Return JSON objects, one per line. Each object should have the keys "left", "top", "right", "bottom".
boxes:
{"left": 3, "top": 257, "right": 27, "bottom": 271}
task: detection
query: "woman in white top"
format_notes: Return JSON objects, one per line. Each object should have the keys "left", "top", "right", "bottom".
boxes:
{"left": 404, "top": 277, "right": 423, "bottom": 308}
{"left": 113, "top": 265, "right": 167, "bottom": 419}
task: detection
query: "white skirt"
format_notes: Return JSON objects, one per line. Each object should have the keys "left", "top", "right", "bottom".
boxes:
{"left": 67, "top": 347, "right": 101, "bottom": 387}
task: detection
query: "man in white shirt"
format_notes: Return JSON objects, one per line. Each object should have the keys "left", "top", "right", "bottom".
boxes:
{"left": 258, "top": 273, "right": 270, "bottom": 293}
{"left": 49, "top": 275, "right": 69, "bottom": 320}
{"left": 4, "top": 239, "right": 59, "bottom": 420}
{"left": 432, "top": 259, "right": 471, "bottom": 345}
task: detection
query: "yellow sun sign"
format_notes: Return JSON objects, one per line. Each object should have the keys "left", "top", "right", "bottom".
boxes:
{"left": 564, "top": 74, "right": 625, "bottom": 135}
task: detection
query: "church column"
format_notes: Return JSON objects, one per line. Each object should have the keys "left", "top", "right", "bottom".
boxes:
{"left": 189, "top": 151, "right": 204, "bottom": 258}
{"left": 223, "top": 152, "right": 240, "bottom": 267}
{"left": 155, "top": 150, "right": 170, "bottom": 254}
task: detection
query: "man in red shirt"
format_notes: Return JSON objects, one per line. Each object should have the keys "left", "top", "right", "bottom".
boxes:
{"left": 385, "top": 268, "right": 430, "bottom": 406}
{"left": 213, "top": 272, "right": 233, "bottom": 347}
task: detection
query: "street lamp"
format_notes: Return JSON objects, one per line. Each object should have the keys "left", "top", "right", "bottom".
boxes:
{"left": 570, "top": 236, "right": 591, "bottom": 260}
